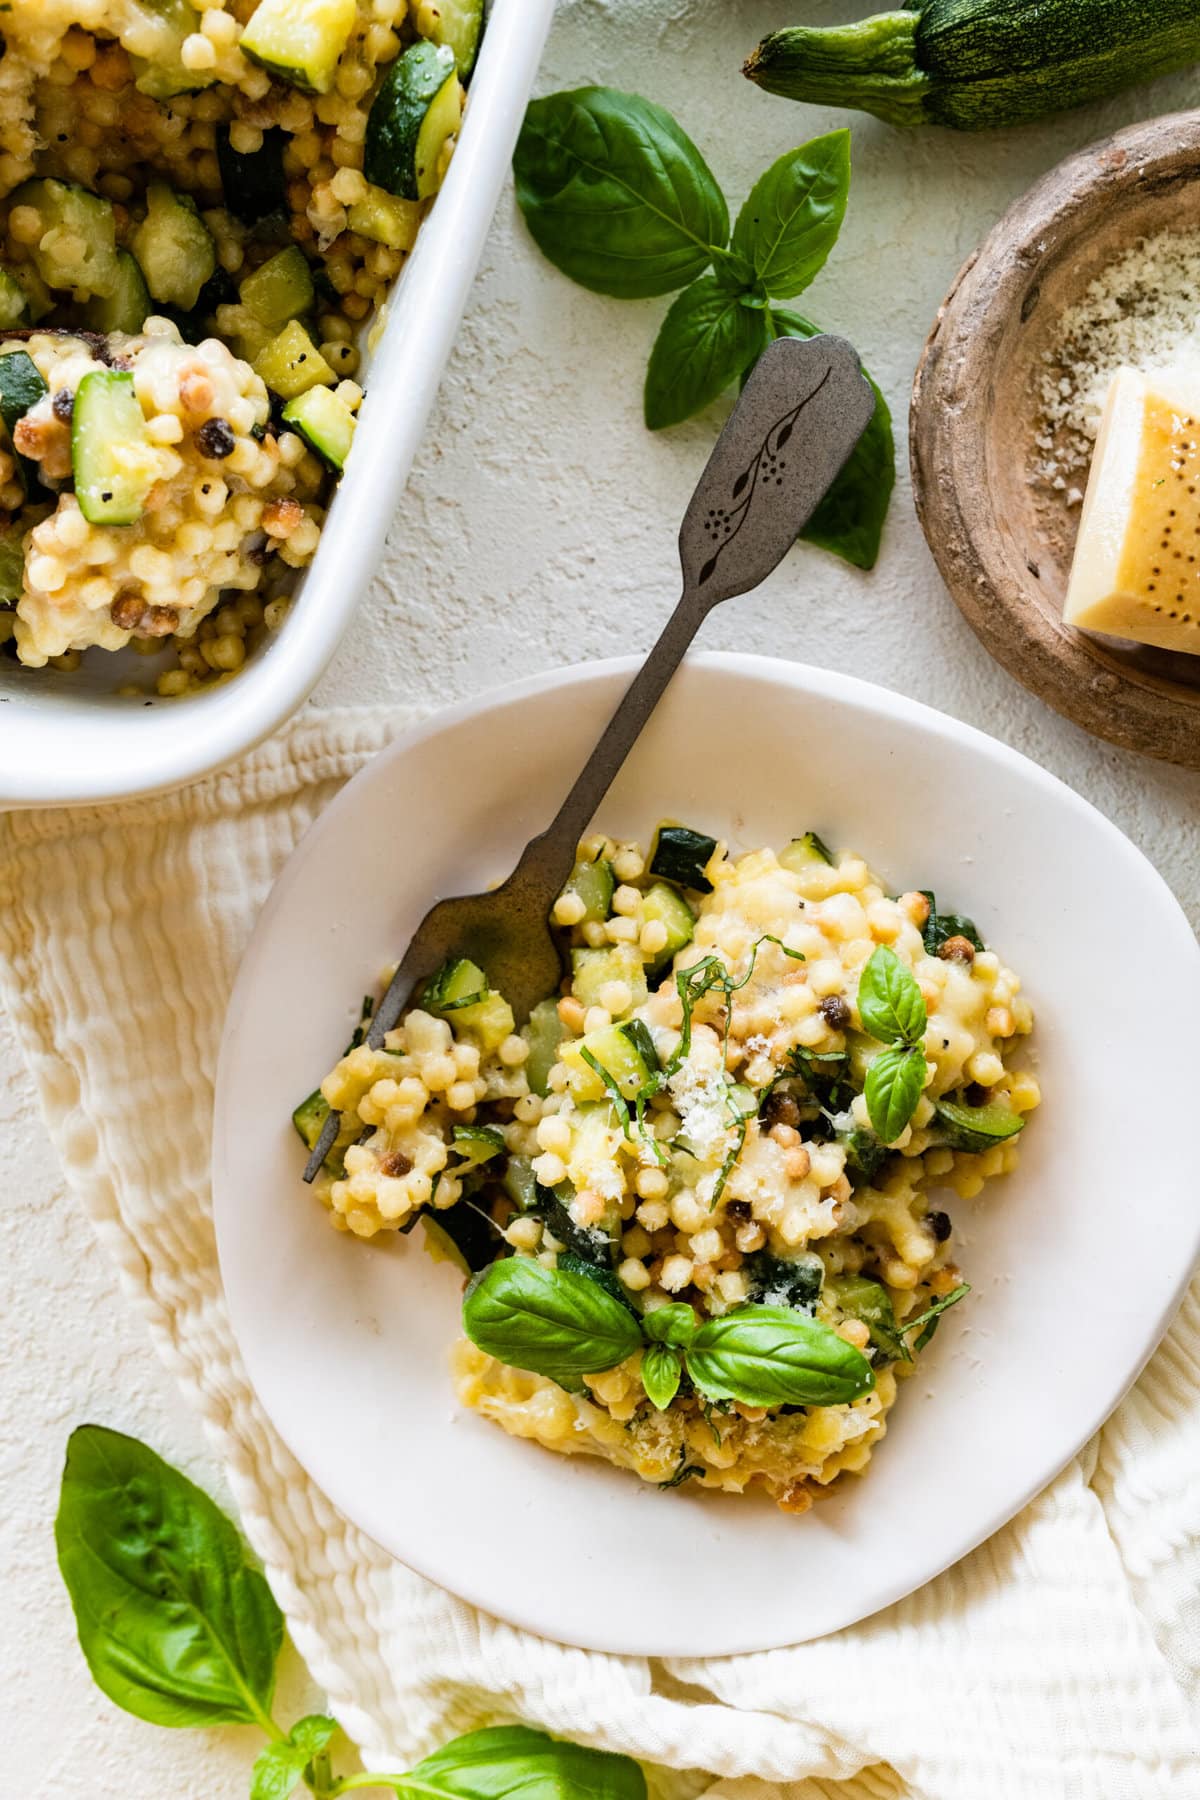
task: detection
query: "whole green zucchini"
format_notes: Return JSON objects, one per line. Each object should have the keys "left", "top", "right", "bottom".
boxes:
{"left": 743, "top": 0, "right": 1200, "bottom": 131}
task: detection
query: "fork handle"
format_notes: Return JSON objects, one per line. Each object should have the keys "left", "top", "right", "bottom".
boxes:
{"left": 511, "top": 332, "right": 874, "bottom": 901}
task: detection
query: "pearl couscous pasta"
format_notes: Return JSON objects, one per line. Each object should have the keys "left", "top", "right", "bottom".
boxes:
{"left": 0, "top": 0, "right": 476, "bottom": 691}
{"left": 298, "top": 825, "right": 1039, "bottom": 1512}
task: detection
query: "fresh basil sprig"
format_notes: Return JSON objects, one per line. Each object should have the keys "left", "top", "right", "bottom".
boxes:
{"left": 644, "top": 274, "right": 770, "bottom": 432}
{"left": 685, "top": 1306, "right": 874, "bottom": 1408}
{"left": 827, "top": 1275, "right": 971, "bottom": 1363}
{"left": 513, "top": 87, "right": 727, "bottom": 298}
{"left": 858, "top": 945, "right": 930, "bottom": 1144}
{"left": 463, "top": 1265, "right": 873, "bottom": 1410}
{"left": 463, "top": 1257, "right": 643, "bottom": 1390}
{"left": 513, "top": 88, "right": 893, "bottom": 569}
{"left": 55, "top": 1424, "right": 284, "bottom": 1731}
{"left": 56, "top": 1425, "right": 648, "bottom": 1800}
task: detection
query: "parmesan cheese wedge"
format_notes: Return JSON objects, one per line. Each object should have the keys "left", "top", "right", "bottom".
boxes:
{"left": 1062, "top": 366, "right": 1200, "bottom": 654}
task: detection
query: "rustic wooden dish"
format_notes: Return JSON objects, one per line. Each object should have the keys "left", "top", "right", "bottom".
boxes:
{"left": 911, "top": 110, "right": 1200, "bottom": 768}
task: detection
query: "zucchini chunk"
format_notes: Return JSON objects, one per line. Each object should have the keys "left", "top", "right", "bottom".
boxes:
{"left": 557, "top": 854, "right": 615, "bottom": 925}
{"left": 422, "top": 956, "right": 514, "bottom": 1054}
{"left": 0, "top": 349, "right": 49, "bottom": 440}
{"left": 253, "top": 321, "right": 335, "bottom": 400}
{"left": 0, "top": 349, "right": 50, "bottom": 493}
{"left": 346, "top": 187, "right": 422, "bottom": 251}
{"left": 933, "top": 1096, "right": 1024, "bottom": 1154}
{"left": 0, "top": 270, "right": 29, "bottom": 331}
{"left": 127, "top": 0, "right": 214, "bottom": 99}
{"left": 292, "top": 1088, "right": 330, "bottom": 1152}
{"left": 570, "top": 944, "right": 648, "bottom": 1013}
{"left": 522, "top": 997, "right": 568, "bottom": 1098}
{"left": 71, "top": 370, "right": 159, "bottom": 526}
{"left": 563, "top": 1019, "right": 657, "bottom": 1103}
{"left": 240, "top": 0, "right": 358, "bottom": 94}
{"left": 82, "top": 250, "right": 151, "bottom": 336}
{"left": 0, "top": 515, "right": 28, "bottom": 606}
{"left": 363, "top": 40, "right": 462, "bottom": 203}
{"left": 424, "top": 956, "right": 488, "bottom": 1011}
{"left": 450, "top": 1123, "right": 506, "bottom": 1168}
{"left": 9, "top": 180, "right": 121, "bottom": 301}
{"left": 239, "top": 246, "right": 315, "bottom": 331}
{"left": 649, "top": 824, "right": 718, "bottom": 893}
{"left": 281, "top": 383, "right": 357, "bottom": 470}
{"left": 216, "top": 125, "right": 287, "bottom": 224}
{"left": 417, "top": 0, "right": 484, "bottom": 78}
{"left": 779, "top": 830, "right": 834, "bottom": 870}
{"left": 641, "top": 881, "right": 695, "bottom": 974}
{"left": 130, "top": 185, "right": 216, "bottom": 311}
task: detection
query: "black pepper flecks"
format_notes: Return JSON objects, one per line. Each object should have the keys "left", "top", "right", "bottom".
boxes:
{"left": 51, "top": 387, "right": 74, "bottom": 423}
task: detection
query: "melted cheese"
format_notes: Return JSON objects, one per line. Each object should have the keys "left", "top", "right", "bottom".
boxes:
{"left": 1062, "top": 366, "right": 1200, "bottom": 654}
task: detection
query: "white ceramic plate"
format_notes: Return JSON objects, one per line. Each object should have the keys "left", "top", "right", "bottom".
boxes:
{"left": 0, "top": 0, "right": 556, "bottom": 809}
{"left": 213, "top": 654, "right": 1200, "bottom": 1656}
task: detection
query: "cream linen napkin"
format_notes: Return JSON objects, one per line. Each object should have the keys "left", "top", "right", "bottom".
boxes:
{"left": 1, "top": 704, "right": 1197, "bottom": 1800}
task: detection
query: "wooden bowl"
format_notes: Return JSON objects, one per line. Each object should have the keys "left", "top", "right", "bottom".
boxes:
{"left": 911, "top": 110, "right": 1200, "bottom": 767}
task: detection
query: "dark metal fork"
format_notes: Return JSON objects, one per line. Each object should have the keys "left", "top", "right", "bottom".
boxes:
{"left": 304, "top": 333, "right": 874, "bottom": 1179}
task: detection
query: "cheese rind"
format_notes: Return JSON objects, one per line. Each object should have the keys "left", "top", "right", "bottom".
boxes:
{"left": 1062, "top": 366, "right": 1200, "bottom": 655}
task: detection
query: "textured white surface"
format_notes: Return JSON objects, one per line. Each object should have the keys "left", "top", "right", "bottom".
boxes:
{"left": 3, "top": 0, "right": 1199, "bottom": 1791}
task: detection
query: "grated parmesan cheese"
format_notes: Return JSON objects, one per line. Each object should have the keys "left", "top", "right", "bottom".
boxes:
{"left": 1034, "top": 227, "right": 1200, "bottom": 492}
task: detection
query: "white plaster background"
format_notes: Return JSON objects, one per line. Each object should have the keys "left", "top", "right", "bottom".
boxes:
{"left": 5, "top": 1, "right": 1199, "bottom": 1791}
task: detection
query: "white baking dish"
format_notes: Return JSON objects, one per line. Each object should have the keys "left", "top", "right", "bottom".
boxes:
{"left": 0, "top": 0, "right": 556, "bottom": 809}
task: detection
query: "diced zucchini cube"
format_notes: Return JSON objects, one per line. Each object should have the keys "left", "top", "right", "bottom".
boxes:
{"left": 253, "top": 320, "right": 335, "bottom": 400}
{"left": 562, "top": 1021, "right": 653, "bottom": 1103}
{"left": 346, "top": 187, "right": 422, "bottom": 250}
{"left": 71, "top": 370, "right": 160, "bottom": 526}
{"left": 363, "top": 40, "right": 461, "bottom": 203}
{"left": 779, "top": 831, "right": 834, "bottom": 871}
{"left": 239, "top": 246, "right": 315, "bottom": 331}
{"left": 281, "top": 383, "right": 357, "bottom": 471}
{"left": 10, "top": 179, "right": 121, "bottom": 300}
{"left": 569, "top": 944, "right": 648, "bottom": 1013}
{"left": 240, "top": 0, "right": 358, "bottom": 94}
{"left": 130, "top": 184, "right": 216, "bottom": 311}
{"left": 557, "top": 855, "right": 615, "bottom": 925}
{"left": 641, "top": 882, "right": 695, "bottom": 973}
{"left": 522, "top": 997, "right": 568, "bottom": 1098}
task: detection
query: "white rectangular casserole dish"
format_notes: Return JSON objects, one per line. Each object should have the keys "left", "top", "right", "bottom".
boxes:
{"left": 0, "top": 0, "right": 556, "bottom": 810}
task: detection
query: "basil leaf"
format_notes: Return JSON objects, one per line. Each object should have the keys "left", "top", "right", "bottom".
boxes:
{"left": 769, "top": 310, "right": 893, "bottom": 569}
{"left": 643, "top": 1302, "right": 697, "bottom": 1349}
{"left": 737, "top": 311, "right": 893, "bottom": 569}
{"left": 644, "top": 276, "right": 768, "bottom": 430}
{"left": 920, "top": 893, "right": 985, "bottom": 955}
{"left": 686, "top": 1305, "right": 874, "bottom": 1407}
{"left": 905, "top": 1282, "right": 971, "bottom": 1353}
{"left": 641, "top": 1344, "right": 682, "bottom": 1410}
{"left": 857, "top": 945, "right": 927, "bottom": 1045}
{"left": 462, "top": 1258, "right": 642, "bottom": 1387}
{"left": 410, "top": 1726, "right": 647, "bottom": 1800}
{"left": 55, "top": 1425, "right": 282, "bottom": 1729}
{"left": 513, "top": 88, "right": 727, "bottom": 299}
{"left": 251, "top": 1717, "right": 338, "bottom": 1800}
{"left": 659, "top": 1452, "right": 706, "bottom": 1490}
{"left": 731, "top": 131, "right": 850, "bottom": 298}
{"left": 864, "top": 1044, "right": 925, "bottom": 1143}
